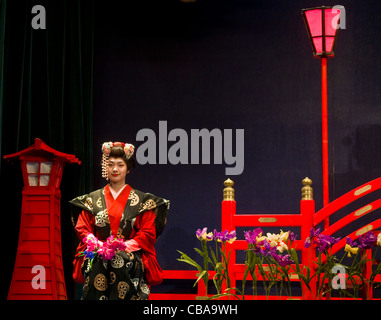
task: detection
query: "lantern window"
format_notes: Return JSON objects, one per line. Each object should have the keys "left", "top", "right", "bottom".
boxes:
{"left": 26, "top": 161, "right": 52, "bottom": 187}
{"left": 302, "top": 6, "right": 341, "bottom": 57}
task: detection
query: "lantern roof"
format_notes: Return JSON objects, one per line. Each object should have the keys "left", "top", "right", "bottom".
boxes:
{"left": 3, "top": 138, "right": 81, "bottom": 164}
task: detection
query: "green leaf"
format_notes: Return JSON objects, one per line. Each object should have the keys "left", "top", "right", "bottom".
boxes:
{"left": 214, "top": 262, "right": 223, "bottom": 272}
{"left": 194, "top": 270, "right": 208, "bottom": 287}
{"left": 209, "top": 247, "right": 218, "bottom": 265}
{"left": 194, "top": 248, "right": 213, "bottom": 265}
{"left": 209, "top": 288, "right": 243, "bottom": 300}
{"left": 177, "top": 250, "right": 203, "bottom": 273}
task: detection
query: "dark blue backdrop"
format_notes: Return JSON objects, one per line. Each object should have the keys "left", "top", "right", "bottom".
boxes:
{"left": 92, "top": 0, "right": 381, "bottom": 274}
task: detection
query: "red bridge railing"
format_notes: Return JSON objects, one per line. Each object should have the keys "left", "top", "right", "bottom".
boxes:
{"left": 150, "top": 177, "right": 381, "bottom": 300}
{"left": 220, "top": 178, "right": 315, "bottom": 299}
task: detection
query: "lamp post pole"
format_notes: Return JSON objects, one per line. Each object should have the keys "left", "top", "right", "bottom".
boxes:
{"left": 321, "top": 57, "right": 329, "bottom": 228}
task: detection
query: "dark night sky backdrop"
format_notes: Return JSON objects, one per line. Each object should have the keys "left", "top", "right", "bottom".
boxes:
{"left": 92, "top": 0, "right": 381, "bottom": 273}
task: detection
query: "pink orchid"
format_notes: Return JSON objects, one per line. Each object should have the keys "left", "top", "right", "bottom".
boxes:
{"left": 98, "top": 246, "right": 116, "bottom": 260}
{"left": 96, "top": 236, "right": 127, "bottom": 260}
{"left": 83, "top": 234, "right": 102, "bottom": 252}
{"left": 82, "top": 234, "right": 128, "bottom": 261}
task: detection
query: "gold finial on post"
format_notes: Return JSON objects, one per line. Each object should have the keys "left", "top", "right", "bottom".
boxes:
{"left": 301, "top": 177, "right": 313, "bottom": 200}
{"left": 223, "top": 178, "right": 235, "bottom": 201}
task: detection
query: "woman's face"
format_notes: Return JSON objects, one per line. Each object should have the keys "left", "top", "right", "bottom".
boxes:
{"left": 107, "top": 157, "right": 128, "bottom": 184}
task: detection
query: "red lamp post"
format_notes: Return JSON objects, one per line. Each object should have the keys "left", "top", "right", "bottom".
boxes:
{"left": 302, "top": 6, "right": 342, "bottom": 227}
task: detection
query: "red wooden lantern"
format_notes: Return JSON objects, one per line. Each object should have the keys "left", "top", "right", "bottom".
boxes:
{"left": 4, "top": 138, "right": 80, "bottom": 300}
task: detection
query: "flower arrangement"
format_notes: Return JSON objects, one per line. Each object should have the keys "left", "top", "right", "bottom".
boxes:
{"left": 242, "top": 228, "right": 297, "bottom": 299}
{"left": 80, "top": 233, "right": 127, "bottom": 269}
{"left": 298, "top": 227, "right": 341, "bottom": 299}
{"left": 340, "top": 231, "right": 381, "bottom": 299}
{"left": 178, "top": 227, "right": 381, "bottom": 300}
{"left": 297, "top": 229, "right": 381, "bottom": 299}
{"left": 177, "top": 228, "right": 236, "bottom": 298}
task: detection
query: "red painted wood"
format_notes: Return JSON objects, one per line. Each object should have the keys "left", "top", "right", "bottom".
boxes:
{"left": 152, "top": 177, "right": 381, "bottom": 300}
{"left": 4, "top": 139, "right": 79, "bottom": 300}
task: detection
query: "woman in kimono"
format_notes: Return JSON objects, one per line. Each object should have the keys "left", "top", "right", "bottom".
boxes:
{"left": 70, "top": 141, "right": 170, "bottom": 300}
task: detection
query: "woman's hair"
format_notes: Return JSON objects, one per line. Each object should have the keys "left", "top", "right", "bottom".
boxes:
{"left": 109, "top": 146, "right": 136, "bottom": 171}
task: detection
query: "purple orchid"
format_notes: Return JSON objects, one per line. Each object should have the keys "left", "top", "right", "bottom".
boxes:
{"left": 244, "top": 228, "right": 265, "bottom": 253}
{"left": 315, "top": 234, "right": 340, "bottom": 253}
{"left": 214, "top": 229, "right": 236, "bottom": 243}
{"left": 346, "top": 237, "right": 357, "bottom": 247}
{"left": 304, "top": 227, "right": 340, "bottom": 253}
{"left": 261, "top": 240, "right": 294, "bottom": 266}
{"left": 196, "top": 227, "right": 207, "bottom": 239}
{"left": 288, "top": 231, "right": 297, "bottom": 242}
{"left": 304, "top": 227, "right": 321, "bottom": 248}
{"left": 244, "top": 228, "right": 263, "bottom": 244}
{"left": 310, "top": 227, "right": 321, "bottom": 238}
{"left": 196, "top": 227, "right": 214, "bottom": 241}
{"left": 261, "top": 239, "right": 277, "bottom": 256}
{"left": 272, "top": 253, "right": 294, "bottom": 267}
{"left": 358, "top": 231, "right": 377, "bottom": 250}
{"left": 304, "top": 236, "right": 311, "bottom": 248}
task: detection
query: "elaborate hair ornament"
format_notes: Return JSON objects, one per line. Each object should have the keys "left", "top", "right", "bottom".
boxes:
{"left": 101, "top": 141, "right": 135, "bottom": 179}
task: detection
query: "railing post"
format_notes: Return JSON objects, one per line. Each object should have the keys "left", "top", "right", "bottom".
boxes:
{"left": 221, "top": 178, "right": 236, "bottom": 298}
{"left": 300, "top": 177, "right": 316, "bottom": 299}
{"left": 222, "top": 178, "right": 235, "bottom": 230}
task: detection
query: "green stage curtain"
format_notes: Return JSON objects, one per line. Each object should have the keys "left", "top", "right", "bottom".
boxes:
{"left": 0, "top": 0, "right": 94, "bottom": 299}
